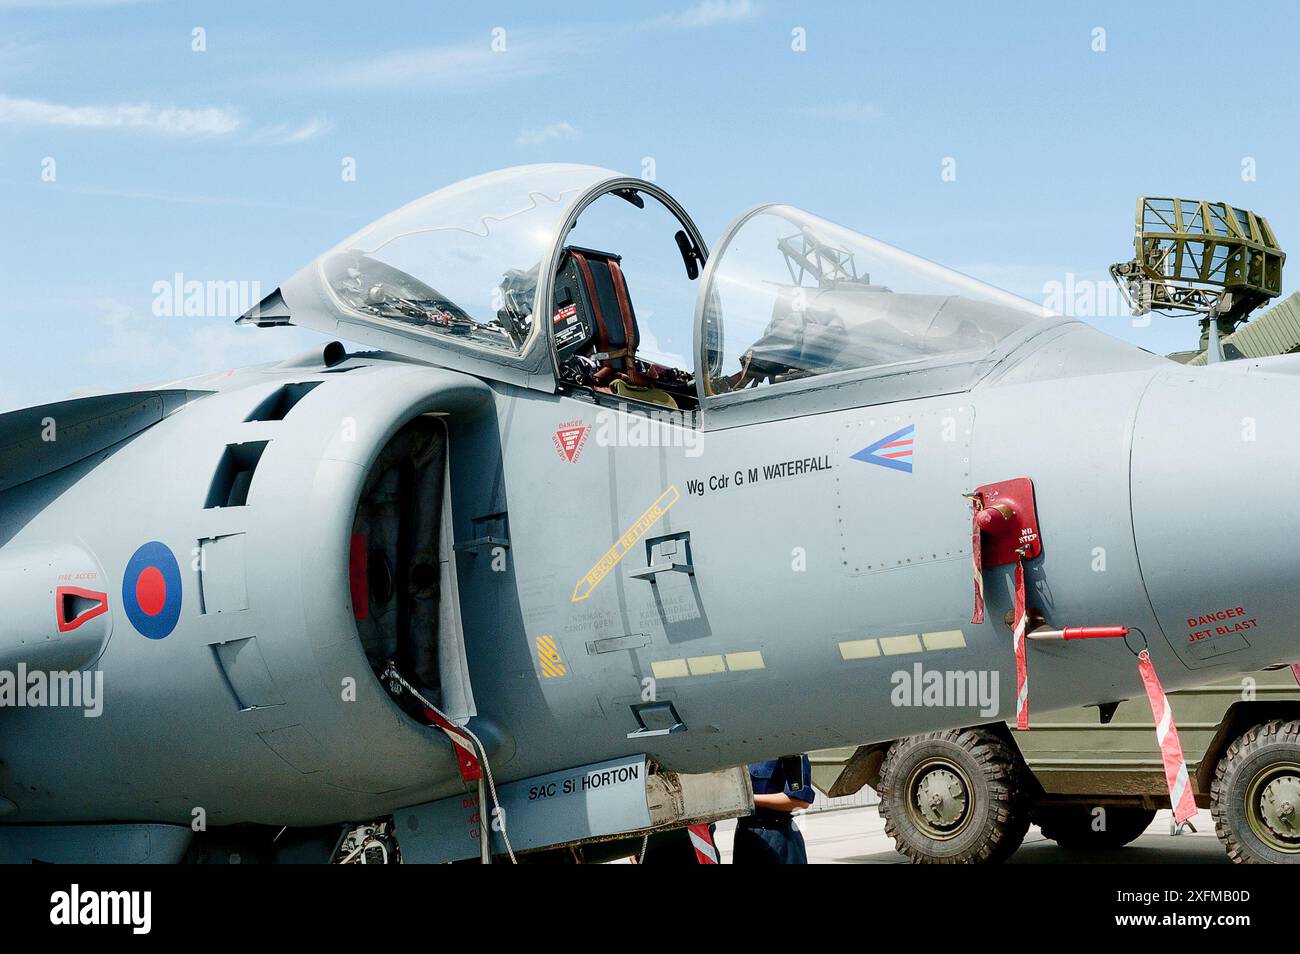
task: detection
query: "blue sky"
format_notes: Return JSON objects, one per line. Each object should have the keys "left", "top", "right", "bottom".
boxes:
{"left": 2, "top": 0, "right": 1298, "bottom": 411}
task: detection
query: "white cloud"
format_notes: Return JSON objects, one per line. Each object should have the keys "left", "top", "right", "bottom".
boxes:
{"left": 247, "top": 115, "right": 332, "bottom": 145}
{"left": 516, "top": 121, "right": 576, "bottom": 146}
{"left": 0, "top": 94, "right": 242, "bottom": 136}
{"left": 0, "top": 94, "right": 332, "bottom": 145}
{"left": 325, "top": 34, "right": 561, "bottom": 90}
{"left": 320, "top": 5, "right": 756, "bottom": 93}
{"left": 656, "top": 0, "right": 757, "bottom": 29}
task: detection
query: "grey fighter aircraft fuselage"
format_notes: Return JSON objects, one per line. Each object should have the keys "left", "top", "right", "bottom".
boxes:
{"left": 1, "top": 165, "right": 1296, "bottom": 861}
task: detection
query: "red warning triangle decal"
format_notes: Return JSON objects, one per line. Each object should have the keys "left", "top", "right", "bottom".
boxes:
{"left": 553, "top": 423, "right": 590, "bottom": 463}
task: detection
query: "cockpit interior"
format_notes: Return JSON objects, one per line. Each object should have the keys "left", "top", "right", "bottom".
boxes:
{"left": 536, "top": 183, "right": 705, "bottom": 410}
{"left": 280, "top": 165, "right": 1055, "bottom": 410}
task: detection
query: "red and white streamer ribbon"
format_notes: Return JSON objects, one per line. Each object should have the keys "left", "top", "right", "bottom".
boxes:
{"left": 687, "top": 824, "right": 719, "bottom": 864}
{"left": 424, "top": 707, "right": 482, "bottom": 783}
{"left": 1012, "top": 560, "right": 1029, "bottom": 731}
{"left": 1291, "top": 663, "right": 1300, "bottom": 687}
{"left": 1136, "top": 650, "right": 1197, "bottom": 824}
{"left": 1008, "top": 605, "right": 1195, "bottom": 822}
{"left": 970, "top": 496, "right": 986, "bottom": 625}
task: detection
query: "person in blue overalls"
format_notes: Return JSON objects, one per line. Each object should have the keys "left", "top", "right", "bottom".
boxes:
{"left": 732, "top": 755, "right": 814, "bottom": 864}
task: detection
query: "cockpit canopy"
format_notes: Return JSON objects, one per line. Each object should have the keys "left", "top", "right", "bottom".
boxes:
{"left": 698, "top": 204, "right": 1055, "bottom": 396}
{"left": 306, "top": 164, "right": 611, "bottom": 355}
{"left": 242, "top": 164, "right": 1061, "bottom": 406}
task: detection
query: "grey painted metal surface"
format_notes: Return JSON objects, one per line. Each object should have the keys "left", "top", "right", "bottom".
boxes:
{"left": 0, "top": 824, "right": 191, "bottom": 863}
{"left": 2, "top": 165, "right": 1298, "bottom": 861}
{"left": 395, "top": 757, "right": 750, "bottom": 863}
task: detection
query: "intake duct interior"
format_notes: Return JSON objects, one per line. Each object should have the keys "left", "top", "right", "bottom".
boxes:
{"left": 351, "top": 416, "right": 446, "bottom": 713}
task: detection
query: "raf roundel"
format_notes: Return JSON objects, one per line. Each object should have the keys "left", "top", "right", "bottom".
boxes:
{"left": 122, "top": 541, "right": 183, "bottom": 640}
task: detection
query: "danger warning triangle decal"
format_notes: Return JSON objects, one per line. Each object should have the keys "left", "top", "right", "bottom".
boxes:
{"left": 553, "top": 421, "right": 590, "bottom": 463}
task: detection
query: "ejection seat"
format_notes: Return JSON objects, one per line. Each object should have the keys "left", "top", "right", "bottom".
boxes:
{"left": 553, "top": 246, "right": 679, "bottom": 408}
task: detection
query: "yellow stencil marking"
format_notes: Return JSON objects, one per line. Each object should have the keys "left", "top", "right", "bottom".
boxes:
{"left": 687, "top": 655, "right": 726, "bottom": 675}
{"left": 724, "top": 651, "right": 765, "bottom": 671}
{"left": 651, "top": 658, "right": 690, "bottom": 680}
{"left": 838, "top": 638, "right": 881, "bottom": 660}
{"left": 879, "top": 634, "right": 924, "bottom": 656}
{"left": 651, "top": 651, "right": 766, "bottom": 679}
{"left": 536, "top": 634, "right": 567, "bottom": 678}
{"left": 572, "top": 485, "right": 681, "bottom": 601}
{"left": 922, "top": 630, "right": 967, "bottom": 651}
{"left": 840, "top": 631, "right": 967, "bottom": 663}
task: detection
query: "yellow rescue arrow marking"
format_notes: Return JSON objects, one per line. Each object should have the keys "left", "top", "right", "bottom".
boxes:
{"left": 572, "top": 485, "right": 681, "bottom": 602}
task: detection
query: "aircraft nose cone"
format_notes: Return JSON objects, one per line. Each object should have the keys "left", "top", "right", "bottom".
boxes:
{"left": 1131, "top": 364, "right": 1300, "bottom": 675}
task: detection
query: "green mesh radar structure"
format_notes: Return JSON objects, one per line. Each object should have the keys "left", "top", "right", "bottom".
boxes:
{"left": 1111, "top": 198, "right": 1284, "bottom": 357}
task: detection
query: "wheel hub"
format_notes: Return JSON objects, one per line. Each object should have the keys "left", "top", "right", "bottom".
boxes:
{"left": 913, "top": 765, "right": 969, "bottom": 833}
{"left": 1257, "top": 773, "right": 1300, "bottom": 842}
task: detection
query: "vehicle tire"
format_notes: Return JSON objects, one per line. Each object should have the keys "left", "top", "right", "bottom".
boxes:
{"left": 1034, "top": 804, "right": 1155, "bottom": 849}
{"left": 877, "top": 727, "right": 1031, "bottom": 863}
{"left": 1211, "top": 718, "right": 1300, "bottom": 864}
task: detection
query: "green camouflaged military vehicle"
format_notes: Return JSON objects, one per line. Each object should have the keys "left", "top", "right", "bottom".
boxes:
{"left": 813, "top": 665, "right": 1300, "bottom": 864}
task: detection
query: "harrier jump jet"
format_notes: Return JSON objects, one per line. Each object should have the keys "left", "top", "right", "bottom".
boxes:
{"left": 1, "top": 165, "right": 1296, "bottom": 863}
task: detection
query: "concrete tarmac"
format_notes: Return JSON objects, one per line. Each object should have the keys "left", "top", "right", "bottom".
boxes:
{"left": 710, "top": 807, "right": 1228, "bottom": 863}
